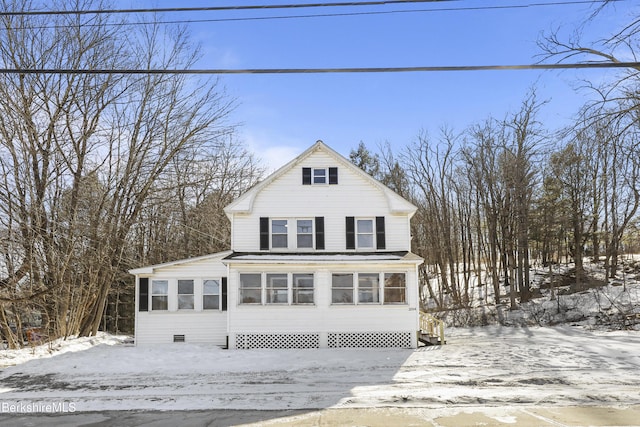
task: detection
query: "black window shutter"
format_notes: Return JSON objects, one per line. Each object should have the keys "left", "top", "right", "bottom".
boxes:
{"left": 260, "top": 217, "right": 269, "bottom": 250}
{"left": 346, "top": 216, "right": 355, "bottom": 250}
{"left": 221, "top": 277, "right": 228, "bottom": 311}
{"left": 329, "top": 167, "right": 338, "bottom": 184}
{"left": 302, "top": 167, "right": 311, "bottom": 185}
{"left": 315, "top": 217, "right": 325, "bottom": 250}
{"left": 138, "top": 278, "right": 149, "bottom": 312}
{"left": 376, "top": 216, "right": 386, "bottom": 250}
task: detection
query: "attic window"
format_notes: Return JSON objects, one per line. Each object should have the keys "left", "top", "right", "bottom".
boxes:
{"left": 313, "top": 168, "right": 326, "bottom": 184}
{"left": 302, "top": 167, "right": 338, "bottom": 185}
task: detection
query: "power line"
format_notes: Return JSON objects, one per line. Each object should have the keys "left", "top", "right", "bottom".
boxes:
{"left": 0, "top": 0, "right": 460, "bottom": 16}
{"left": 0, "top": 62, "right": 638, "bottom": 75}
{"left": 6, "top": 0, "right": 620, "bottom": 30}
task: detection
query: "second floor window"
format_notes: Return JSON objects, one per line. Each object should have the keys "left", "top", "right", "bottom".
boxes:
{"left": 297, "top": 219, "right": 313, "bottom": 248}
{"left": 261, "top": 217, "right": 324, "bottom": 250}
{"left": 356, "top": 219, "right": 374, "bottom": 249}
{"left": 271, "top": 219, "right": 288, "bottom": 248}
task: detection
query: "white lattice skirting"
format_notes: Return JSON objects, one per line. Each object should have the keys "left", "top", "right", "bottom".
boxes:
{"left": 235, "top": 333, "right": 320, "bottom": 349}
{"left": 328, "top": 332, "right": 412, "bottom": 348}
{"left": 234, "top": 331, "right": 413, "bottom": 349}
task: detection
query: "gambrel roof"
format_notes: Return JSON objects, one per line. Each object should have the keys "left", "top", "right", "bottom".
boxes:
{"left": 224, "top": 140, "right": 417, "bottom": 217}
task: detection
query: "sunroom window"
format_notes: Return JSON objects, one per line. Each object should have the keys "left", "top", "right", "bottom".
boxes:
{"left": 331, "top": 273, "right": 354, "bottom": 304}
{"left": 240, "top": 274, "right": 262, "bottom": 304}
{"left": 266, "top": 274, "right": 288, "bottom": 304}
{"left": 384, "top": 273, "right": 406, "bottom": 304}
{"left": 177, "top": 280, "right": 194, "bottom": 310}
{"left": 151, "top": 280, "right": 168, "bottom": 310}
{"left": 203, "top": 279, "right": 220, "bottom": 310}
{"left": 293, "top": 274, "right": 314, "bottom": 304}
{"left": 358, "top": 273, "right": 380, "bottom": 303}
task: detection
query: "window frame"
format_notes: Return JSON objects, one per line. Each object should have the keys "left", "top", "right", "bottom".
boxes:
{"left": 296, "top": 219, "right": 314, "bottom": 249}
{"left": 266, "top": 273, "right": 289, "bottom": 304}
{"left": 238, "top": 273, "right": 316, "bottom": 306}
{"left": 383, "top": 273, "right": 407, "bottom": 304}
{"left": 177, "top": 279, "right": 195, "bottom": 310}
{"left": 312, "top": 168, "right": 327, "bottom": 184}
{"left": 292, "top": 273, "right": 315, "bottom": 305}
{"left": 150, "top": 279, "right": 169, "bottom": 311}
{"left": 357, "top": 273, "right": 380, "bottom": 304}
{"left": 271, "top": 219, "right": 288, "bottom": 249}
{"left": 331, "top": 272, "right": 408, "bottom": 306}
{"left": 356, "top": 218, "right": 375, "bottom": 249}
{"left": 239, "top": 273, "right": 263, "bottom": 304}
{"left": 203, "top": 279, "right": 221, "bottom": 310}
{"left": 331, "top": 273, "right": 355, "bottom": 304}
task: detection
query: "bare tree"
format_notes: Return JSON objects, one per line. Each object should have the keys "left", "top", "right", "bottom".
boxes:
{"left": 0, "top": 0, "right": 239, "bottom": 345}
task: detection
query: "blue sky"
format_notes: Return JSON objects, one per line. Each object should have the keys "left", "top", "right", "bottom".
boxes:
{"left": 137, "top": 1, "right": 636, "bottom": 170}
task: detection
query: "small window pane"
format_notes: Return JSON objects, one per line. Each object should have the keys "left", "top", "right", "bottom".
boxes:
{"left": 313, "top": 168, "right": 326, "bottom": 184}
{"left": 297, "top": 220, "right": 312, "bottom": 233}
{"left": 272, "top": 220, "right": 288, "bottom": 233}
{"left": 151, "top": 280, "right": 168, "bottom": 294}
{"left": 358, "top": 273, "right": 380, "bottom": 303}
{"left": 178, "top": 280, "right": 194, "bottom": 295}
{"left": 357, "top": 234, "right": 374, "bottom": 248}
{"left": 151, "top": 296, "right": 168, "bottom": 310}
{"left": 272, "top": 235, "right": 288, "bottom": 248}
{"left": 203, "top": 279, "right": 220, "bottom": 294}
{"left": 357, "top": 219, "right": 373, "bottom": 233}
{"left": 178, "top": 295, "right": 194, "bottom": 310}
{"left": 203, "top": 295, "right": 219, "bottom": 310}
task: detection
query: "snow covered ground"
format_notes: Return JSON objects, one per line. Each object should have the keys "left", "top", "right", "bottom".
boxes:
{"left": 1, "top": 325, "right": 639, "bottom": 414}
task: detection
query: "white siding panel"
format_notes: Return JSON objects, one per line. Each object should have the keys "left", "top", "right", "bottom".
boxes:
{"left": 136, "top": 312, "right": 227, "bottom": 345}
{"left": 226, "top": 264, "right": 420, "bottom": 344}
{"left": 232, "top": 150, "right": 412, "bottom": 252}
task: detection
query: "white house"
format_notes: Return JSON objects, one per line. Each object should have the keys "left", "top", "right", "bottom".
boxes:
{"left": 130, "top": 141, "right": 425, "bottom": 349}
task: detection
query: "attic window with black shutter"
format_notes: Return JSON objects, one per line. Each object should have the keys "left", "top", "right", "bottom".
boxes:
{"left": 302, "top": 167, "right": 338, "bottom": 185}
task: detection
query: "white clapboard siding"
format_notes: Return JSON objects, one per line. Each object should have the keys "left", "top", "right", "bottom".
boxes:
{"left": 225, "top": 263, "right": 420, "bottom": 346}
{"left": 136, "top": 312, "right": 227, "bottom": 345}
{"left": 231, "top": 148, "right": 412, "bottom": 252}
{"left": 133, "top": 252, "right": 229, "bottom": 346}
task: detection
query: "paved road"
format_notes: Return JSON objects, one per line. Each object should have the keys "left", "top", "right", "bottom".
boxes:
{"left": 1, "top": 406, "right": 640, "bottom": 426}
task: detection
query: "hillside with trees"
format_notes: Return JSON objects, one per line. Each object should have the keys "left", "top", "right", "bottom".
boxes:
{"left": 1, "top": 0, "right": 638, "bottom": 348}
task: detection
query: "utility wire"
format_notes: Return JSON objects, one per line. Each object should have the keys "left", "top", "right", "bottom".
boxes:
{"left": 5, "top": 0, "right": 621, "bottom": 30}
{"left": 0, "top": 0, "right": 460, "bottom": 16}
{"left": 0, "top": 62, "right": 638, "bottom": 74}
